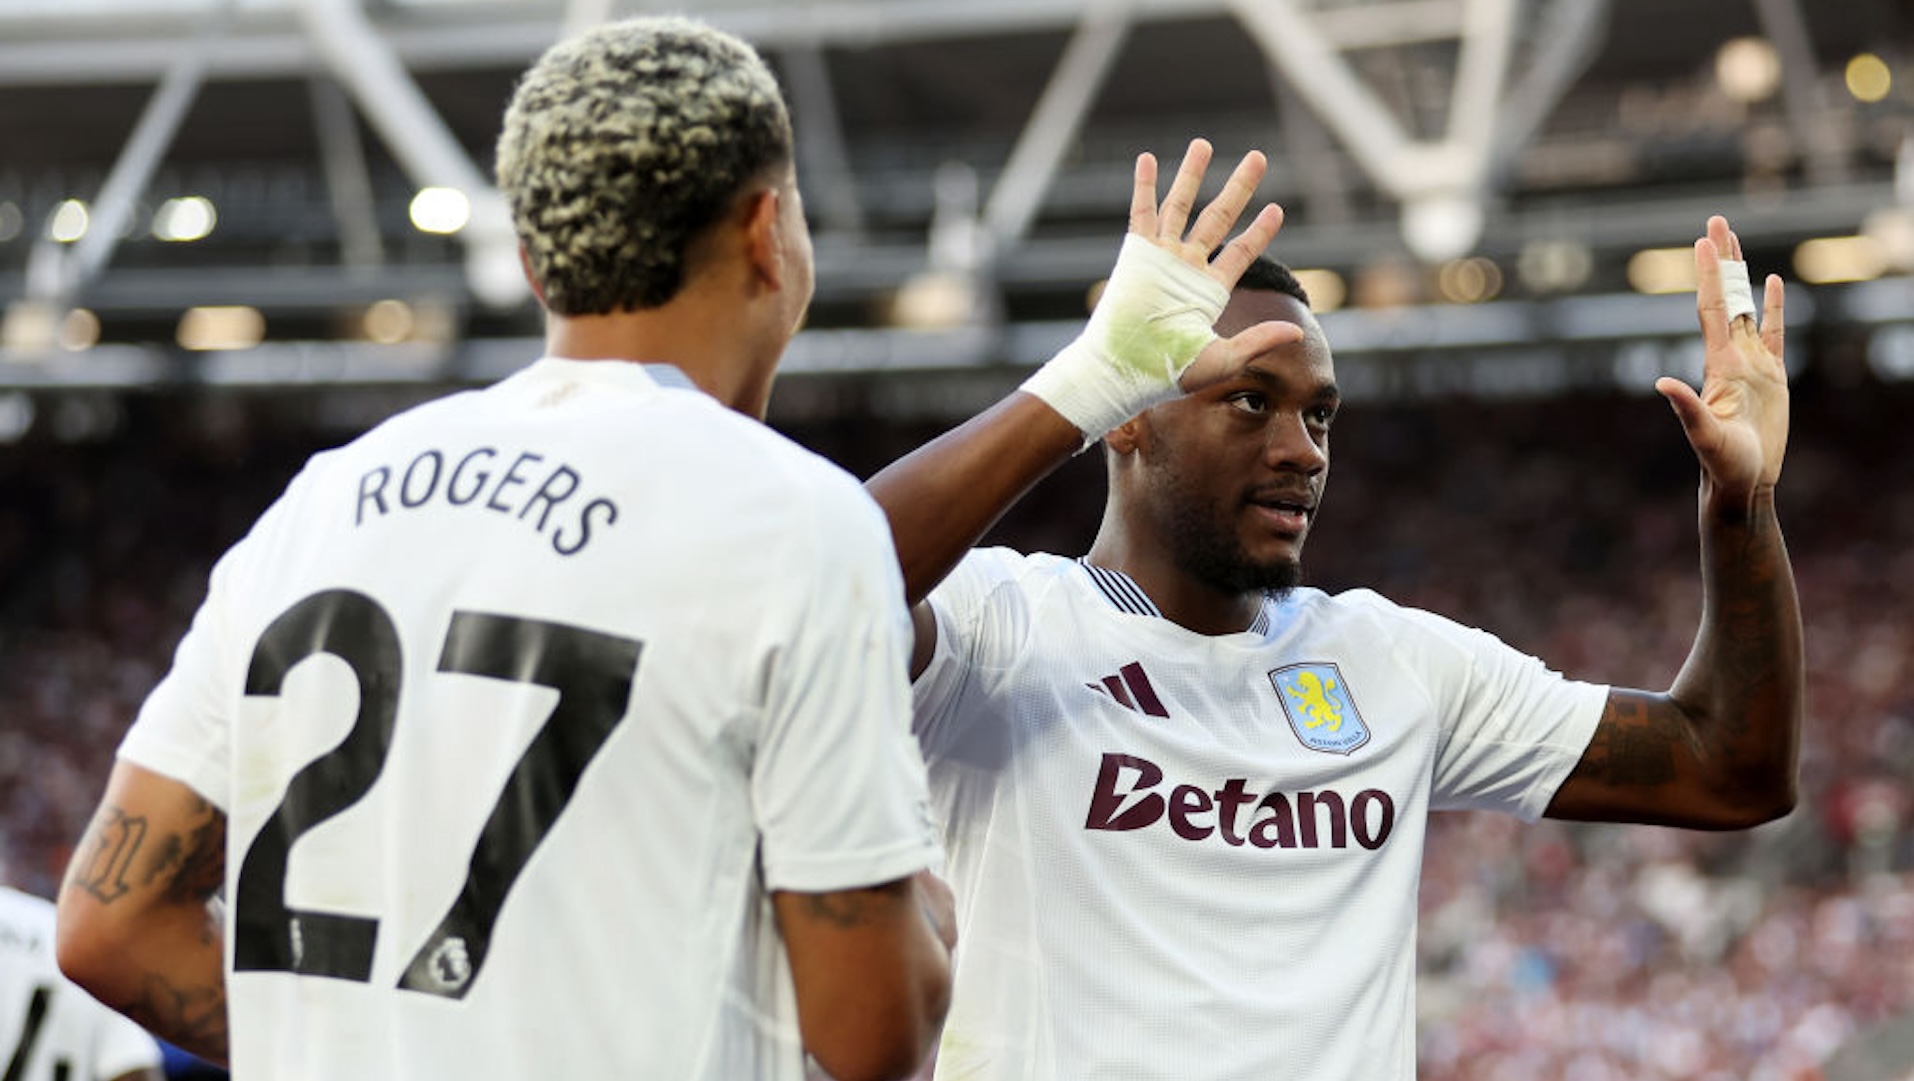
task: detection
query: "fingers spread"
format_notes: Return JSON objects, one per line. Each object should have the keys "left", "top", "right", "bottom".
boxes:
{"left": 1761, "top": 273, "right": 1786, "bottom": 363}
{"left": 1707, "top": 215, "right": 1743, "bottom": 261}
{"left": 1693, "top": 236, "right": 1731, "bottom": 354}
{"left": 1209, "top": 204, "right": 1285, "bottom": 286}
{"left": 1129, "top": 152, "right": 1160, "bottom": 236}
{"left": 1157, "top": 139, "right": 1213, "bottom": 241}
{"left": 1655, "top": 375, "right": 1712, "bottom": 443}
{"left": 1187, "top": 150, "right": 1268, "bottom": 252}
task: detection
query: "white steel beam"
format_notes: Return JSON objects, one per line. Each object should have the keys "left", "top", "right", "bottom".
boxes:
{"left": 1447, "top": 0, "right": 1517, "bottom": 158}
{"left": 294, "top": 0, "right": 525, "bottom": 306}
{"left": 1229, "top": 0, "right": 1416, "bottom": 196}
{"left": 981, "top": 0, "right": 1131, "bottom": 249}
{"left": 1489, "top": 0, "right": 1608, "bottom": 184}
{"left": 0, "top": 0, "right": 1477, "bottom": 87}
{"left": 1749, "top": 0, "right": 1847, "bottom": 186}
{"left": 309, "top": 76, "right": 387, "bottom": 270}
{"left": 781, "top": 40, "right": 868, "bottom": 236}
{"left": 26, "top": 0, "right": 235, "bottom": 305}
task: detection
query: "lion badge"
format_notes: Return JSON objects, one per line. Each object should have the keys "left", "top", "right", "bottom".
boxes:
{"left": 1269, "top": 662, "right": 1371, "bottom": 755}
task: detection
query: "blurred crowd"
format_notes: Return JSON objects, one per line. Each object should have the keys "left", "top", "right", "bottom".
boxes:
{"left": 1, "top": 368, "right": 1909, "bottom": 1078}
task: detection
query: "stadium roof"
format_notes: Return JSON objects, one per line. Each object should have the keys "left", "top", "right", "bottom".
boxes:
{"left": 0, "top": 0, "right": 1909, "bottom": 404}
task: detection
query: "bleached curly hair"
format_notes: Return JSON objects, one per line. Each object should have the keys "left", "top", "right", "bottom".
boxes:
{"left": 496, "top": 17, "right": 794, "bottom": 315}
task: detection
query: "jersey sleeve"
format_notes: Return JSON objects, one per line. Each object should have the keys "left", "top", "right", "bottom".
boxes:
{"left": 1377, "top": 596, "right": 1607, "bottom": 820}
{"left": 910, "top": 547, "right": 1030, "bottom": 759}
{"left": 89, "top": 1002, "right": 162, "bottom": 1081}
{"left": 751, "top": 475, "right": 941, "bottom": 894}
{"left": 116, "top": 541, "right": 249, "bottom": 812}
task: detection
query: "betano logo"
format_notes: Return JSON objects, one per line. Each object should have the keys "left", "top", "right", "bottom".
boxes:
{"left": 1084, "top": 752, "right": 1395, "bottom": 850}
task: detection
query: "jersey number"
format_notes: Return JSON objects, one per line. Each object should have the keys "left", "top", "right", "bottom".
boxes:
{"left": 1, "top": 985, "right": 51, "bottom": 1081}
{"left": 232, "top": 590, "right": 642, "bottom": 1000}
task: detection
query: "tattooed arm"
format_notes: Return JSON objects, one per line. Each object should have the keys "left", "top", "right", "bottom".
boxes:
{"left": 1545, "top": 216, "right": 1802, "bottom": 829}
{"left": 772, "top": 872, "right": 955, "bottom": 1081}
{"left": 56, "top": 761, "right": 229, "bottom": 1066}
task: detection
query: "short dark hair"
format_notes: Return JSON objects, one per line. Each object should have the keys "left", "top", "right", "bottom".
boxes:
{"left": 497, "top": 17, "right": 795, "bottom": 315}
{"left": 1207, "top": 246, "right": 1310, "bottom": 309}
{"left": 1237, "top": 253, "right": 1311, "bottom": 309}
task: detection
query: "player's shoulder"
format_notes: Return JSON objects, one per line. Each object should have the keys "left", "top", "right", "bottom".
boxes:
{"left": 1290, "top": 586, "right": 1495, "bottom": 656}
{"left": 947, "top": 547, "right": 1074, "bottom": 591}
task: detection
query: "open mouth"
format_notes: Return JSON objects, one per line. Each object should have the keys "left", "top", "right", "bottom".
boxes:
{"left": 1247, "top": 495, "right": 1312, "bottom": 535}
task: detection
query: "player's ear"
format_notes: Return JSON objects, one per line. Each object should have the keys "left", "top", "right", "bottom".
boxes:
{"left": 518, "top": 244, "right": 548, "bottom": 306}
{"left": 1105, "top": 414, "right": 1147, "bottom": 456}
{"left": 742, "top": 187, "right": 784, "bottom": 291}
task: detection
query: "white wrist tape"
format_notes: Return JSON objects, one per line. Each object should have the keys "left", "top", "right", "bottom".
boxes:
{"left": 1021, "top": 234, "right": 1229, "bottom": 445}
{"left": 1720, "top": 259, "right": 1756, "bottom": 322}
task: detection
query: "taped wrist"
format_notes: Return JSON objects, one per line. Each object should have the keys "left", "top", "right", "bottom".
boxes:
{"left": 1720, "top": 259, "right": 1756, "bottom": 322}
{"left": 1020, "top": 235, "right": 1229, "bottom": 445}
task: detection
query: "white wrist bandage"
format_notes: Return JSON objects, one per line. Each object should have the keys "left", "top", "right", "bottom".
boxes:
{"left": 1720, "top": 259, "right": 1756, "bottom": 322}
{"left": 1020, "top": 234, "right": 1229, "bottom": 446}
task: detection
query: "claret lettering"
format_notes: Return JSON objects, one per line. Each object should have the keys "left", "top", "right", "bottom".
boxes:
{"left": 355, "top": 445, "right": 619, "bottom": 557}
{"left": 1085, "top": 751, "right": 1395, "bottom": 851}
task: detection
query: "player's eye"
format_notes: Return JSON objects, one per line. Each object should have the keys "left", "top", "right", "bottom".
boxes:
{"left": 1307, "top": 405, "right": 1338, "bottom": 429}
{"left": 1227, "top": 392, "right": 1268, "bottom": 414}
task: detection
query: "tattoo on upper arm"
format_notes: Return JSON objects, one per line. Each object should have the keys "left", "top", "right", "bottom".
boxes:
{"left": 154, "top": 801, "right": 226, "bottom": 906}
{"left": 68, "top": 807, "right": 147, "bottom": 905}
{"left": 1574, "top": 692, "right": 1688, "bottom": 788}
{"left": 801, "top": 881, "right": 910, "bottom": 930}
{"left": 70, "top": 797, "right": 226, "bottom": 908}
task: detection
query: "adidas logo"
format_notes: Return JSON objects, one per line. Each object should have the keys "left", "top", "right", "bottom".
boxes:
{"left": 1085, "top": 661, "right": 1169, "bottom": 718}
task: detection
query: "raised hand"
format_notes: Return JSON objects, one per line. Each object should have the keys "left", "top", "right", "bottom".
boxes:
{"left": 1130, "top": 138, "right": 1287, "bottom": 295}
{"left": 1019, "top": 138, "right": 1298, "bottom": 443}
{"left": 1656, "top": 215, "right": 1789, "bottom": 499}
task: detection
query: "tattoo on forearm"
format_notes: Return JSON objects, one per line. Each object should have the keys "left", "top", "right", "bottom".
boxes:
{"left": 69, "top": 807, "right": 147, "bottom": 905}
{"left": 117, "top": 973, "right": 228, "bottom": 1064}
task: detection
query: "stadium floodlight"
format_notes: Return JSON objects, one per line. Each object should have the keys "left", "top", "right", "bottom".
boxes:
{"left": 410, "top": 186, "right": 471, "bottom": 235}
{"left": 362, "top": 299, "right": 415, "bottom": 344}
{"left": 47, "top": 199, "right": 89, "bottom": 244}
{"left": 177, "top": 305, "right": 265, "bottom": 351}
{"left": 1846, "top": 53, "right": 1892, "bottom": 104}
{"left": 1290, "top": 269, "right": 1347, "bottom": 313}
{"left": 1795, "top": 236, "right": 1888, "bottom": 285}
{"left": 1401, "top": 192, "right": 1484, "bottom": 264}
{"left": 153, "top": 196, "right": 217, "bottom": 242}
{"left": 1626, "top": 247, "right": 1698, "bottom": 295}
{"left": 1715, "top": 37, "right": 1781, "bottom": 104}
{"left": 59, "top": 308, "right": 100, "bottom": 351}
{"left": 1436, "top": 257, "right": 1504, "bottom": 304}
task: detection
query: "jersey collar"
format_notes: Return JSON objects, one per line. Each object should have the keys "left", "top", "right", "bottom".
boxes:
{"left": 1076, "top": 558, "right": 1274, "bottom": 635}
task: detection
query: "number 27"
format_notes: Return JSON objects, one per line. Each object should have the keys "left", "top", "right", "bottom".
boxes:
{"left": 232, "top": 589, "right": 642, "bottom": 1000}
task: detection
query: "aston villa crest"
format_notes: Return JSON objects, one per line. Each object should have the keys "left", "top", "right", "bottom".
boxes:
{"left": 1269, "top": 662, "right": 1371, "bottom": 755}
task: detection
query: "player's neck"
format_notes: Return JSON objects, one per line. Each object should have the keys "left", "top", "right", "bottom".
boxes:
{"left": 1083, "top": 530, "right": 1264, "bottom": 637}
{"left": 543, "top": 292, "right": 781, "bottom": 418}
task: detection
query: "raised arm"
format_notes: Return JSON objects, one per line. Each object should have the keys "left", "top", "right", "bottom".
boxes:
{"left": 1547, "top": 215, "right": 1802, "bottom": 829}
{"left": 56, "top": 761, "right": 230, "bottom": 1066}
{"left": 867, "top": 139, "right": 1297, "bottom": 670}
{"left": 869, "top": 139, "right": 1286, "bottom": 604}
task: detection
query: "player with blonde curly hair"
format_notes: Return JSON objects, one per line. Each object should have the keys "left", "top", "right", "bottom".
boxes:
{"left": 57, "top": 18, "right": 953, "bottom": 1081}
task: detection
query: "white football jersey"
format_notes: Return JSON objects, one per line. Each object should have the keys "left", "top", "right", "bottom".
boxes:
{"left": 119, "top": 358, "right": 939, "bottom": 1081}
{"left": 0, "top": 887, "right": 161, "bottom": 1081}
{"left": 913, "top": 549, "right": 1605, "bottom": 1081}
